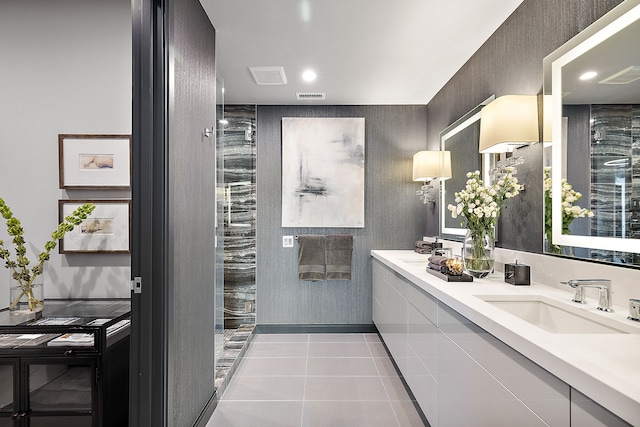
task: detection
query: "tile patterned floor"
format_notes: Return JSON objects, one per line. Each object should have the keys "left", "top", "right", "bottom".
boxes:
{"left": 206, "top": 333, "right": 426, "bottom": 427}
{"left": 215, "top": 326, "right": 255, "bottom": 390}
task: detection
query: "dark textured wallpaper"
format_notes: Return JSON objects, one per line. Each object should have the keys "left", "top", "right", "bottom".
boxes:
{"left": 168, "top": 0, "right": 217, "bottom": 424}
{"left": 425, "top": 0, "right": 624, "bottom": 253}
{"left": 256, "top": 105, "right": 427, "bottom": 325}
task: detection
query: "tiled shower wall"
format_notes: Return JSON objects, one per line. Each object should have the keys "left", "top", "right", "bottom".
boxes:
{"left": 590, "top": 104, "right": 640, "bottom": 264}
{"left": 223, "top": 105, "right": 257, "bottom": 329}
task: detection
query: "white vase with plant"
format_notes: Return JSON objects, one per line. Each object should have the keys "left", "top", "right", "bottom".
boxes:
{"left": 0, "top": 198, "right": 95, "bottom": 315}
{"left": 447, "top": 168, "right": 522, "bottom": 278}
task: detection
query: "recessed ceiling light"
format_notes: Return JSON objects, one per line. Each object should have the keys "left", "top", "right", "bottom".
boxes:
{"left": 302, "top": 69, "right": 317, "bottom": 82}
{"left": 579, "top": 71, "right": 598, "bottom": 80}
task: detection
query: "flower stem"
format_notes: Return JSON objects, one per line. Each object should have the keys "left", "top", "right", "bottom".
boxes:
{"left": 465, "top": 229, "right": 494, "bottom": 273}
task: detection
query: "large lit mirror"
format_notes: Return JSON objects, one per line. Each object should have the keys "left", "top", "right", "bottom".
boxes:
{"left": 543, "top": 0, "right": 640, "bottom": 266}
{"left": 439, "top": 96, "right": 494, "bottom": 239}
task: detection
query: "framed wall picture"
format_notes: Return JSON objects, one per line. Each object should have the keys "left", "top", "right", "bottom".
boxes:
{"left": 59, "top": 200, "right": 131, "bottom": 254}
{"left": 58, "top": 134, "right": 132, "bottom": 189}
{"left": 281, "top": 117, "right": 365, "bottom": 227}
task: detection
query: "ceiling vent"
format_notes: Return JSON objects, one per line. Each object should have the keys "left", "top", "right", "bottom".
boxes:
{"left": 296, "top": 92, "right": 326, "bottom": 100}
{"left": 599, "top": 66, "right": 640, "bottom": 84}
{"left": 249, "top": 66, "right": 287, "bottom": 85}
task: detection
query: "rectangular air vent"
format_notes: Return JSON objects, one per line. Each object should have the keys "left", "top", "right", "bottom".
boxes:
{"left": 296, "top": 92, "right": 326, "bottom": 100}
{"left": 249, "top": 66, "right": 287, "bottom": 85}
{"left": 599, "top": 66, "right": 640, "bottom": 84}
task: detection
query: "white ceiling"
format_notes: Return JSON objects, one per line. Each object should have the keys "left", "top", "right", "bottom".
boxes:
{"left": 560, "top": 16, "right": 640, "bottom": 104}
{"left": 200, "top": 0, "right": 525, "bottom": 105}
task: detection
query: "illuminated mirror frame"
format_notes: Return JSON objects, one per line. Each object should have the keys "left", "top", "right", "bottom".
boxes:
{"left": 548, "top": 0, "right": 640, "bottom": 253}
{"left": 439, "top": 96, "right": 494, "bottom": 238}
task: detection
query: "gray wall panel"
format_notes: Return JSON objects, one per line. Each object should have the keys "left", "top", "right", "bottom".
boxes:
{"left": 257, "top": 105, "right": 427, "bottom": 325}
{"left": 425, "top": 0, "right": 623, "bottom": 253}
{"left": 168, "top": 0, "right": 217, "bottom": 424}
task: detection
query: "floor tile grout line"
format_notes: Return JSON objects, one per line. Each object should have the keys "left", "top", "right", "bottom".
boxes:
{"left": 207, "top": 333, "right": 422, "bottom": 426}
{"left": 367, "top": 336, "right": 402, "bottom": 426}
{"left": 219, "top": 398, "right": 405, "bottom": 403}
{"left": 301, "top": 334, "right": 310, "bottom": 427}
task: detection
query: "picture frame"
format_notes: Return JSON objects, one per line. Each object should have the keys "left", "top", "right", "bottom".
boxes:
{"left": 281, "top": 117, "right": 365, "bottom": 228}
{"left": 58, "top": 200, "right": 131, "bottom": 254}
{"left": 58, "top": 134, "right": 132, "bottom": 189}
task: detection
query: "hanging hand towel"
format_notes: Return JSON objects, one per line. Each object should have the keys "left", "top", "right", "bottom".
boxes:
{"left": 298, "top": 235, "right": 326, "bottom": 281}
{"left": 325, "top": 234, "right": 353, "bottom": 280}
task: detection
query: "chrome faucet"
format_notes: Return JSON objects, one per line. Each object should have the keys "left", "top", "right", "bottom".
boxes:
{"left": 563, "top": 279, "right": 613, "bottom": 312}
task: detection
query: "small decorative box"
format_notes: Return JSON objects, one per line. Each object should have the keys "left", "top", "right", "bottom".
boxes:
{"left": 505, "top": 262, "right": 530, "bottom": 286}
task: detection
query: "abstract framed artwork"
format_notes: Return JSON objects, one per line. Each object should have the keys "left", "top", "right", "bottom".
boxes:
{"left": 282, "top": 117, "right": 365, "bottom": 227}
{"left": 58, "top": 134, "right": 132, "bottom": 189}
{"left": 58, "top": 199, "right": 131, "bottom": 254}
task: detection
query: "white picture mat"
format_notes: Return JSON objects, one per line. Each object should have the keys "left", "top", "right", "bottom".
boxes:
{"left": 61, "top": 201, "right": 130, "bottom": 252}
{"left": 282, "top": 117, "right": 365, "bottom": 228}
{"left": 61, "top": 137, "right": 130, "bottom": 187}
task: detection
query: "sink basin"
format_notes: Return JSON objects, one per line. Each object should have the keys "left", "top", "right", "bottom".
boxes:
{"left": 476, "top": 294, "right": 637, "bottom": 334}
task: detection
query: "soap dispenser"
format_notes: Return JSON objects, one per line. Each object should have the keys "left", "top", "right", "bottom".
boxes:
{"left": 504, "top": 260, "right": 530, "bottom": 286}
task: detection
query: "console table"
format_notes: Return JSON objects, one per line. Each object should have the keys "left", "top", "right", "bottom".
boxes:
{"left": 0, "top": 299, "right": 130, "bottom": 427}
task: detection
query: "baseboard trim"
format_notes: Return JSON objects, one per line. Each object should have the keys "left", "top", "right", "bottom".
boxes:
{"left": 254, "top": 323, "right": 378, "bottom": 334}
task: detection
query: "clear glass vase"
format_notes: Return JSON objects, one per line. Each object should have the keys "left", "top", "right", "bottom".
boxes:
{"left": 462, "top": 228, "right": 495, "bottom": 278}
{"left": 9, "top": 282, "right": 44, "bottom": 317}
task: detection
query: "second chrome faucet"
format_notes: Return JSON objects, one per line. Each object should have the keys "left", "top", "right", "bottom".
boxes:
{"left": 563, "top": 279, "right": 613, "bottom": 312}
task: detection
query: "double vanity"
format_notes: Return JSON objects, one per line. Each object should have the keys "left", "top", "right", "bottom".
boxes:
{"left": 372, "top": 250, "right": 640, "bottom": 426}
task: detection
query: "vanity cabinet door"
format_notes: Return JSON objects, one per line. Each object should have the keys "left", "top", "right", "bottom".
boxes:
{"left": 438, "top": 303, "right": 570, "bottom": 426}
{"left": 571, "top": 389, "right": 631, "bottom": 427}
{"left": 372, "top": 262, "right": 388, "bottom": 331}
{"left": 372, "top": 262, "right": 408, "bottom": 373}
{"left": 406, "top": 302, "right": 439, "bottom": 426}
{"left": 437, "top": 303, "right": 551, "bottom": 427}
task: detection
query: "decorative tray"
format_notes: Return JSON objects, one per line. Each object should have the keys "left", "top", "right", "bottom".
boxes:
{"left": 425, "top": 268, "right": 473, "bottom": 282}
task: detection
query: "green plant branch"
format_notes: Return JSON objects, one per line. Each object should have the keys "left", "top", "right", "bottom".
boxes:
{"left": 0, "top": 198, "right": 95, "bottom": 311}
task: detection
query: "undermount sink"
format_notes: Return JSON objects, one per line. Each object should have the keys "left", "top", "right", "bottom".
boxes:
{"left": 476, "top": 294, "right": 638, "bottom": 334}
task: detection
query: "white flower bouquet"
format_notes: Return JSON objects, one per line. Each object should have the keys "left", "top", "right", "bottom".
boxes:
{"left": 447, "top": 168, "right": 522, "bottom": 276}
{"left": 543, "top": 167, "right": 593, "bottom": 254}
{"left": 447, "top": 168, "right": 522, "bottom": 233}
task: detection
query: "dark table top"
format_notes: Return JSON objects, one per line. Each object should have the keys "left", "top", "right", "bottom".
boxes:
{"left": 0, "top": 299, "right": 130, "bottom": 328}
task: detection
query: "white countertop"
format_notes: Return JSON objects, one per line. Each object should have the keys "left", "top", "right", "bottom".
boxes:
{"left": 371, "top": 250, "right": 640, "bottom": 426}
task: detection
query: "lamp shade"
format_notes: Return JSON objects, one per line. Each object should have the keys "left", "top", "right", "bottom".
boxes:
{"left": 479, "top": 95, "right": 539, "bottom": 153}
{"left": 412, "top": 150, "right": 452, "bottom": 182}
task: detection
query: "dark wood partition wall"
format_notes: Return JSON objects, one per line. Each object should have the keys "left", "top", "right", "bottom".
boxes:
{"left": 168, "top": 0, "right": 217, "bottom": 423}
{"left": 131, "top": 0, "right": 217, "bottom": 425}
